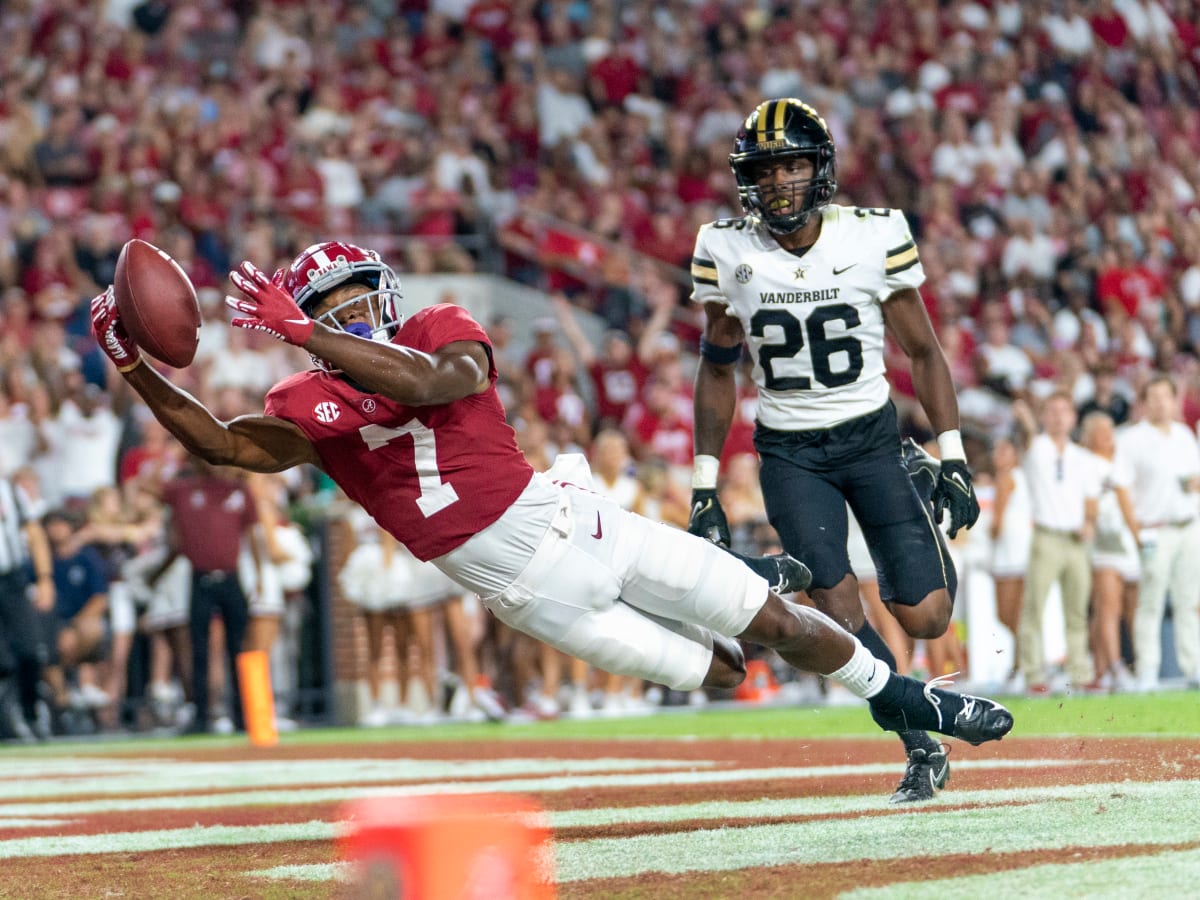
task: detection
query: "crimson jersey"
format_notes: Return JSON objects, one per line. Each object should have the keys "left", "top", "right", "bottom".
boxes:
{"left": 264, "top": 305, "right": 534, "bottom": 560}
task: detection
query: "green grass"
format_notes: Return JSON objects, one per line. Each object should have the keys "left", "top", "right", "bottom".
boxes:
{"left": 4, "top": 690, "right": 1198, "bottom": 756}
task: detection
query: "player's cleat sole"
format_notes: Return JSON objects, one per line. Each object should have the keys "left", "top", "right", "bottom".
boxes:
{"left": 889, "top": 745, "right": 950, "bottom": 803}
{"left": 724, "top": 548, "right": 813, "bottom": 594}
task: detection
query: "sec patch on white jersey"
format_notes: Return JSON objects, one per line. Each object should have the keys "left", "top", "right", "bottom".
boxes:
{"left": 691, "top": 204, "right": 924, "bottom": 430}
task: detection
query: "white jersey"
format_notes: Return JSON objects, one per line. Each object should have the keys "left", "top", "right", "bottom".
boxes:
{"left": 690, "top": 204, "right": 925, "bottom": 430}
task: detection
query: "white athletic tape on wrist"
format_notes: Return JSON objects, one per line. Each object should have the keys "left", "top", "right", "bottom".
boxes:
{"left": 692, "top": 455, "right": 720, "bottom": 490}
{"left": 937, "top": 429, "right": 966, "bottom": 462}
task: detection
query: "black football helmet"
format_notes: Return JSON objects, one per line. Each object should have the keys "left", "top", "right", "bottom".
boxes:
{"left": 729, "top": 98, "right": 837, "bottom": 234}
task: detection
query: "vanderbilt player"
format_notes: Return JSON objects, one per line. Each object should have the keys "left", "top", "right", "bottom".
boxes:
{"left": 688, "top": 98, "right": 981, "bottom": 802}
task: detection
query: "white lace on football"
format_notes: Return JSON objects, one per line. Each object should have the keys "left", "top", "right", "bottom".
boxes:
{"left": 922, "top": 671, "right": 961, "bottom": 731}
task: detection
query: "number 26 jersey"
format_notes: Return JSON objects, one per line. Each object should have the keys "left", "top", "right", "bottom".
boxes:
{"left": 264, "top": 304, "right": 535, "bottom": 561}
{"left": 690, "top": 204, "right": 925, "bottom": 430}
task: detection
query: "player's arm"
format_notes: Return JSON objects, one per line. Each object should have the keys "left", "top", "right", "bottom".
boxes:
{"left": 883, "top": 288, "right": 980, "bottom": 537}
{"left": 694, "top": 302, "right": 744, "bottom": 458}
{"left": 304, "top": 330, "right": 491, "bottom": 406}
{"left": 90, "top": 289, "right": 319, "bottom": 473}
{"left": 127, "top": 363, "right": 320, "bottom": 472}
{"left": 689, "top": 301, "right": 745, "bottom": 545}
{"left": 882, "top": 288, "right": 958, "bottom": 436}
{"left": 226, "top": 262, "right": 490, "bottom": 407}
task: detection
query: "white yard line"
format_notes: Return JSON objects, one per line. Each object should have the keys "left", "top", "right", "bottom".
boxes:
{"left": 239, "top": 779, "right": 1200, "bottom": 885}
{"left": 4, "top": 776, "right": 1194, "bottom": 865}
{"left": 0, "top": 757, "right": 704, "bottom": 800}
{"left": 0, "top": 758, "right": 1093, "bottom": 818}
{"left": 843, "top": 848, "right": 1200, "bottom": 900}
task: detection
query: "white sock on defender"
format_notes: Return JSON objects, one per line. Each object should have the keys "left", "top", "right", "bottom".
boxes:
{"left": 827, "top": 638, "right": 892, "bottom": 699}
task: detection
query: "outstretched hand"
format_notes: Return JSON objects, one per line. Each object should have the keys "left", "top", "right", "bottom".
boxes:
{"left": 90, "top": 287, "right": 142, "bottom": 372}
{"left": 932, "top": 460, "right": 980, "bottom": 539}
{"left": 226, "top": 261, "right": 314, "bottom": 346}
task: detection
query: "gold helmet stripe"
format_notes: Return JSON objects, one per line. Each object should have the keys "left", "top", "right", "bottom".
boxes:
{"left": 754, "top": 100, "right": 774, "bottom": 144}
{"left": 772, "top": 99, "right": 787, "bottom": 139}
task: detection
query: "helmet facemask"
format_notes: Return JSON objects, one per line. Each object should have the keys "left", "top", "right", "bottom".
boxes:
{"left": 729, "top": 98, "right": 838, "bottom": 235}
{"left": 279, "top": 242, "right": 404, "bottom": 373}
{"left": 733, "top": 149, "right": 837, "bottom": 234}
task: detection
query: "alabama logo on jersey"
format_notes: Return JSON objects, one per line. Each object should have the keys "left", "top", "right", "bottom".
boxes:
{"left": 690, "top": 204, "right": 925, "bottom": 430}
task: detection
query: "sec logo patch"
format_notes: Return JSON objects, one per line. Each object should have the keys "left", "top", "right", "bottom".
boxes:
{"left": 313, "top": 401, "right": 341, "bottom": 423}
{"left": 735, "top": 264, "right": 753, "bottom": 284}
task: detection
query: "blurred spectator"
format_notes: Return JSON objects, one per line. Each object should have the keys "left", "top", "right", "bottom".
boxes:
{"left": 553, "top": 294, "right": 649, "bottom": 431}
{"left": 74, "top": 485, "right": 160, "bottom": 728}
{"left": 1078, "top": 411, "right": 1140, "bottom": 693}
{"left": 1115, "top": 374, "right": 1200, "bottom": 690}
{"left": 1077, "top": 363, "right": 1132, "bottom": 426}
{"left": 986, "top": 435, "right": 1032, "bottom": 691}
{"left": 1016, "top": 392, "right": 1101, "bottom": 693}
{"left": 631, "top": 456, "right": 690, "bottom": 528}
{"left": 0, "top": 475, "right": 55, "bottom": 741}
{"left": 622, "top": 377, "right": 693, "bottom": 468}
{"left": 42, "top": 508, "right": 111, "bottom": 724}
{"left": 39, "top": 373, "right": 122, "bottom": 508}
{"left": 161, "top": 458, "right": 259, "bottom": 734}
{"left": 975, "top": 309, "right": 1034, "bottom": 399}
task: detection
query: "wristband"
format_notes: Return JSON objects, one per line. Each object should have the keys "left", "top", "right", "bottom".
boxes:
{"left": 117, "top": 355, "right": 144, "bottom": 374}
{"left": 692, "top": 455, "right": 720, "bottom": 490}
{"left": 936, "top": 429, "right": 965, "bottom": 462}
{"left": 699, "top": 338, "right": 742, "bottom": 365}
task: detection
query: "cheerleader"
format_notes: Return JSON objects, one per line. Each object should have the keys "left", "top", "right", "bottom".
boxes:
{"left": 1079, "top": 412, "right": 1139, "bottom": 691}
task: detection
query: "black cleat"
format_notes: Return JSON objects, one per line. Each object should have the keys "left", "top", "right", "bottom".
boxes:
{"left": 945, "top": 692, "right": 1014, "bottom": 745}
{"left": 871, "top": 674, "right": 1014, "bottom": 745}
{"left": 889, "top": 745, "right": 950, "bottom": 803}
{"left": 724, "top": 548, "right": 813, "bottom": 594}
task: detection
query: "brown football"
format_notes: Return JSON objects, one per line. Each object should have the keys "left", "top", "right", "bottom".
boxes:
{"left": 112, "top": 239, "right": 201, "bottom": 368}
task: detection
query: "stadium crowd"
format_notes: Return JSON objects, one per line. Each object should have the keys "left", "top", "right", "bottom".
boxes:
{"left": 3, "top": 0, "right": 1200, "bottom": 738}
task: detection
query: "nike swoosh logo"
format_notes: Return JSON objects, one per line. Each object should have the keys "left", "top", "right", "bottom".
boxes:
{"left": 833, "top": 264, "right": 858, "bottom": 275}
{"left": 948, "top": 472, "right": 969, "bottom": 492}
{"left": 692, "top": 500, "right": 712, "bottom": 519}
{"left": 591, "top": 512, "right": 603, "bottom": 540}
{"left": 930, "top": 758, "right": 949, "bottom": 788}
{"left": 284, "top": 318, "right": 310, "bottom": 325}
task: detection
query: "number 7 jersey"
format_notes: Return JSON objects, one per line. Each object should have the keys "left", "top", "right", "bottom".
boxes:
{"left": 264, "top": 304, "right": 535, "bottom": 560}
{"left": 691, "top": 204, "right": 925, "bottom": 430}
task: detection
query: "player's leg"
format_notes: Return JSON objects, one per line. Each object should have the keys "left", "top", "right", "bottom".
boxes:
{"left": 483, "top": 486, "right": 1010, "bottom": 744}
{"left": 736, "top": 591, "right": 1011, "bottom": 744}
{"left": 861, "top": 577, "right": 913, "bottom": 676}
{"left": 846, "top": 455, "right": 953, "bottom": 639}
{"left": 603, "top": 493, "right": 1010, "bottom": 743}
{"left": 757, "top": 457, "right": 863, "bottom": 629}
{"left": 845, "top": 453, "right": 957, "bottom": 800}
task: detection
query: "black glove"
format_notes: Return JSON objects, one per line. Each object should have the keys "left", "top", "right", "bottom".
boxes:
{"left": 932, "top": 459, "right": 980, "bottom": 539}
{"left": 688, "top": 488, "right": 731, "bottom": 548}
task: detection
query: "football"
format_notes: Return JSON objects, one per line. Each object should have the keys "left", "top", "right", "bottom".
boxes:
{"left": 113, "top": 239, "right": 201, "bottom": 368}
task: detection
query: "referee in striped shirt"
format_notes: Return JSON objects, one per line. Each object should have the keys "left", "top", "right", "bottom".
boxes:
{"left": 0, "top": 476, "right": 55, "bottom": 739}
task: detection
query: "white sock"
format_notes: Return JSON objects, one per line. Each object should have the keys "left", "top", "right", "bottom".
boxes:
{"left": 827, "top": 638, "right": 892, "bottom": 699}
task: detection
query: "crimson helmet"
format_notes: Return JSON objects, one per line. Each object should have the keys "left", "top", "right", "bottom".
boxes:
{"left": 729, "top": 98, "right": 837, "bottom": 234}
{"left": 279, "top": 241, "right": 403, "bottom": 345}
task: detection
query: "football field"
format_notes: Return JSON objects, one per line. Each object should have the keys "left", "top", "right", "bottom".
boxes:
{"left": 2, "top": 692, "right": 1199, "bottom": 898}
